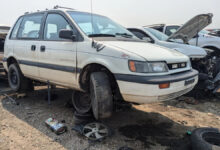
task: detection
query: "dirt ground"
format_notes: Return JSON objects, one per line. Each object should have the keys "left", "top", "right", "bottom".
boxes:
{"left": 0, "top": 78, "right": 220, "bottom": 150}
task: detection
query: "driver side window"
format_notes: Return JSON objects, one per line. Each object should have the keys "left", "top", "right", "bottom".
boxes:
{"left": 44, "top": 14, "right": 72, "bottom": 41}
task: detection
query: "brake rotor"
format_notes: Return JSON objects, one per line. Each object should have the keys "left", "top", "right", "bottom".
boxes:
{"left": 82, "top": 123, "right": 109, "bottom": 141}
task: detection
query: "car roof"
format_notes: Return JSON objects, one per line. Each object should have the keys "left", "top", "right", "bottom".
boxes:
{"left": 22, "top": 8, "right": 99, "bottom": 17}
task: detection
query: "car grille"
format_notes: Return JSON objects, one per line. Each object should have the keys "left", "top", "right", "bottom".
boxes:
{"left": 167, "top": 62, "right": 187, "bottom": 70}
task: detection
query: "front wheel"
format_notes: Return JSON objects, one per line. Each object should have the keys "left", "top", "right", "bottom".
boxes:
{"left": 90, "top": 72, "right": 113, "bottom": 120}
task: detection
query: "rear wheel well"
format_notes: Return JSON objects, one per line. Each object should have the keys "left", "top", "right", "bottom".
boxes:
{"left": 7, "top": 57, "right": 18, "bottom": 68}
{"left": 79, "top": 63, "right": 121, "bottom": 99}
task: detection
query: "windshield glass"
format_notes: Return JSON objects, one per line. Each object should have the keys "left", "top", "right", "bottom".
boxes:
{"left": 144, "top": 28, "right": 168, "bottom": 41}
{"left": 200, "top": 30, "right": 210, "bottom": 35}
{"left": 68, "top": 11, "right": 134, "bottom": 38}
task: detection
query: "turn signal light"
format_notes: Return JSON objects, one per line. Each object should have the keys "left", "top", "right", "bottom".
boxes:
{"left": 129, "top": 61, "right": 136, "bottom": 72}
{"left": 159, "top": 83, "right": 170, "bottom": 89}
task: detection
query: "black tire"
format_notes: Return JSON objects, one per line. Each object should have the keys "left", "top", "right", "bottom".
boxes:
{"left": 191, "top": 128, "right": 220, "bottom": 150}
{"left": 73, "top": 111, "right": 94, "bottom": 125}
{"left": 8, "top": 63, "right": 31, "bottom": 92}
{"left": 72, "top": 91, "right": 92, "bottom": 114}
{"left": 90, "top": 72, "right": 113, "bottom": 120}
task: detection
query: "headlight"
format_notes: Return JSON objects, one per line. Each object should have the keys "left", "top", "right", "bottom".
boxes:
{"left": 128, "top": 60, "right": 168, "bottom": 73}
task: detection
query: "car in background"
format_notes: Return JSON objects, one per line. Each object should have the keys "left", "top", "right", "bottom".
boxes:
{"left": 208, "top": 29, "right": 220, "bottom": 37}
{"left": 128, "top": 27, "right": 207, "bottom": 59}
{"left": 146, "top": 24, "right": 180, "bottom": 36}
{"left": 146, "top": 14, "right": 220, "bottom": 51}
{"left": 0, "top": 25, "right": 10, "bottom": 62}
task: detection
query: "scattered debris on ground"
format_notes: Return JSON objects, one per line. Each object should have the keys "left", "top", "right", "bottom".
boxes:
{"left": 0, "top": 83, "right": 219, "bottom": 150}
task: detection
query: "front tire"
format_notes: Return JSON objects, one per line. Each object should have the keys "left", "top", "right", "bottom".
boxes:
{"left": 8, "top": 63, "right": 31, "bottom": 92}
{"left": 90, "top": 72, "right": 113, "bottom": 120}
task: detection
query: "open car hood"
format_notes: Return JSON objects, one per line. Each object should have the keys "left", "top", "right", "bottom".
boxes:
{"left": 167, "top": 13, "right": 213, "bottom": 43}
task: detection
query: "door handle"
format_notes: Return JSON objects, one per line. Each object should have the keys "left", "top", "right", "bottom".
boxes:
{"left": 31, "top": 45, "right": 36, "bottom": 51}
{"left": 40, "top": 46, "right": 46, "bottom": 52}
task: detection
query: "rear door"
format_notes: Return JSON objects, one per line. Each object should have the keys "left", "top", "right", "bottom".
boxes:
{"left": 38, "top": 13, "right": 77, "bottom": 87}
{"left": 16, "top": 14, "right": 44, "bottom": 78}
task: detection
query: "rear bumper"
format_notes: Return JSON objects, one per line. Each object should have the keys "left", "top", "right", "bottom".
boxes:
{"left": 115, "top": 69, "right": 198, "bottom": 104}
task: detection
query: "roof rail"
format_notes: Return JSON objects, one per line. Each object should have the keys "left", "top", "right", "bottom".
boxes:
{"left": 54, "top": 5, "right": 75, "bottom": 10}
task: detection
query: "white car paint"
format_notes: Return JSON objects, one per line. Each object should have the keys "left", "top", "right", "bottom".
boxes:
{"left": 3, "top": 9, "right": 198, "bottom": 104}
{"left": 128, "top": 27, "right": 207, "bottom": 59}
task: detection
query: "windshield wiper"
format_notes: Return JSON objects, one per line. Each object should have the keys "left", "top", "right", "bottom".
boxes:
{"left": 88, "top": 34, "right": 116, "bottom": 37}
{"left": 115, "top": 33, "right": 133, "bottom": 38}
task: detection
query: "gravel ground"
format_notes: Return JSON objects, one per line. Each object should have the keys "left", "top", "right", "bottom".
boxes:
{"left": 0, "top": 80, "right": 220, "bottom": 150}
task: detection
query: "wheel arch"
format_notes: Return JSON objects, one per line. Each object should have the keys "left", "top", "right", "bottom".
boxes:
{"left": 6, "top": 56, "right": 19, "bottom": 68}
{"left": 79, "top": 63, "right": 122, "bottom": 99}
{"left": 203, "top": 45, "right": 220, "bottom": 51}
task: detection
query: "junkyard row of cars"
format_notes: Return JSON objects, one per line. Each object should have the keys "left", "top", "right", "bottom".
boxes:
{"left": 0, "top": 8, "right": 220, "bottom": 120}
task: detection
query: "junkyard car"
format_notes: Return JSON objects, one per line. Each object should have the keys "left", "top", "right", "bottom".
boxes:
{"left": 3, "top": 8, "right": 198, "bottom": 120}
{"left": 0, "top": 25, "right": 10, "bottom": 62}
{"left": 145, "top": 14, "right": 220, "bottom": 98}
{"left": 128, "top": 27, "right": 207, "bottom": 58}
{"left": 208, "top": 29, "right": 220, "bottom": 37}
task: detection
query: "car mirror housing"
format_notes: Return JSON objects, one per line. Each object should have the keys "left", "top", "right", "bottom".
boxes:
{"left": 59, "top": 29, "right": 76, "bottom": 40}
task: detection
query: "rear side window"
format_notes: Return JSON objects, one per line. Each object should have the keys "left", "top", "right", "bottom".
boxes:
{"left": 18, "top": 14, "right": 43, "bottom": 39}
{"left": 44, "top": 14, "right": 72, "bottom": 41}
{"left": 10, "top": 17, "right": 23, "bottom": 39}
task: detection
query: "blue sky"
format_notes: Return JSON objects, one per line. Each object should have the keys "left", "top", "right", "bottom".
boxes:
{"left": 0, "top": 0, "right": 219, "bottom": 29}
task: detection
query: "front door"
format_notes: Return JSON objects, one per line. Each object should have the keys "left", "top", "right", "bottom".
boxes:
{"left": 38, "top": 13, "right": 77, "bottom": 87}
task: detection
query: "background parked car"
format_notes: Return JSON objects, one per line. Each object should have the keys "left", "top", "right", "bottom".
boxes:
{"left": 128, "top": 27, "right": 207, "bottom": 58}
{"left": 208, "top": 29, "right": 220, "bottom": 37}
{"left": 0, "top": 25, "right": 10, "bottom": 62}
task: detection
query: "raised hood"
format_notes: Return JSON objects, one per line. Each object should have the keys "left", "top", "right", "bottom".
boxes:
{"left": 167, "top": 13, "right": 213, "bottom": 43}
{"left": 102, "top": 41, "right": 188, "bottom": 63}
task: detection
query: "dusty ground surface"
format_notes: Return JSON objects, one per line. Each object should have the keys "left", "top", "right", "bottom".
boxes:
{"left": 0, "top": 77, "right": 220, "bottom": 150}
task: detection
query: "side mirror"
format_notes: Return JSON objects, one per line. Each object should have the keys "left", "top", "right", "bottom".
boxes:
{"left": 59, "top": 29, "right": 76, "bottom": 40}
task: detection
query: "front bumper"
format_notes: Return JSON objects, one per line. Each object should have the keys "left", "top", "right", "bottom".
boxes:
{"left": 115, "top": 69, "right": 198, "bottom": 104}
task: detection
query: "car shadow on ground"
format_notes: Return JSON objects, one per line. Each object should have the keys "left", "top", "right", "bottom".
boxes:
{"left": 1, "top": 85, "right": 196, "bottom": 150}
{"left": 162, "top": 96, "right": 220, "bottom": 117}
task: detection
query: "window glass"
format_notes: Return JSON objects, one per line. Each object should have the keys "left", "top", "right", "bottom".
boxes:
{"left": 130, "top": 30, "right": 148, "bottom": 39}
{"left": 165, "top": 26, "right": 180, "bottom": 36}
{"left": 145, "top": 28, "right": 169, "bottom": 41}
{"left": 18, "top": 14, "right": 43, "bottom": 39}
{"left": 11, "top": 17, "right": 23, "bottom": 39}
{"left": 68, "top": 11, "right": 134, "bottom": 38}
{"left": 44, "top": 14, "right": 72, "bottom": 40}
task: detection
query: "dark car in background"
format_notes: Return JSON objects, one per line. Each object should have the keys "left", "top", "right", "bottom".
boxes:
{"left": 0, "top": 25, "right": 10, "bottom": 62}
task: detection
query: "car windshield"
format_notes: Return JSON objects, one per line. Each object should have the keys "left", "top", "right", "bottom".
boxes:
{"left": 200, "top": 30, "right": 210, "bottom": 35}
{"left": 144, "top": 28, "right": 168, "bottom": 41}
{"left": 68, "top": 11, "right": 134, "bottom": 38}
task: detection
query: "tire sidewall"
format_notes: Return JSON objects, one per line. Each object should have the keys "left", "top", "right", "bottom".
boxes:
{"left": 90, "top": 72, "right": 113, "bottom": 120}
{"left": 72, "top": 91, "right": 92, "bottom": 114}
{"left": 8, "top": 64, "right": 21, "bottom": 91}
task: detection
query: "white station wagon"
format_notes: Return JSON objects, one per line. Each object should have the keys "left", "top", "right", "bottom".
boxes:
{"left": 3, "top": 8, "right": 198, "bottom": 120}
